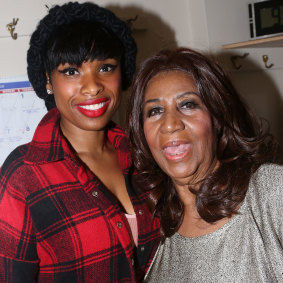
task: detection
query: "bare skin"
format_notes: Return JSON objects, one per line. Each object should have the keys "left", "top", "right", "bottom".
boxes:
{"left": 47, "top": 59, "right": 134, "bottom": 214}
{"left": 143, "top": 71, "right": 230, "bottom": 237}
{"left": 175, "top": 184, "right": 230, "bottom": 238}
{"left": 62, "top": 126, "right": 135, "bottom": 215}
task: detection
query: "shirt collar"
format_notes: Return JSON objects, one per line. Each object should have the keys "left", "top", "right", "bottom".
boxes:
{"left": 24, "top": 108, "right": 132, "bottom": 172}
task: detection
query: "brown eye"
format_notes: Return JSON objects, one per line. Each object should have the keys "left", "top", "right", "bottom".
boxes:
{"left": 147, "top": 107, "right": 163, "bottom": 117}
{"left": 179, "top": 100, "right": 198, "bottom": 110}
{"left": 99, "top": 64, "right": 117, "bottom": 73}
{"left": 59, "top": 67, "right": 79, "bottom": 76}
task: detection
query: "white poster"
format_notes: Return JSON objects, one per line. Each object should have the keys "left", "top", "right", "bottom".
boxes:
{"left": 0, "top": 76, "right": 47, "bottom": 165}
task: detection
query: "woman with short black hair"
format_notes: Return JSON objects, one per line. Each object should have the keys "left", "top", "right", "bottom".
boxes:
{"left": 0, "top": 2, "right": 160, "bottom": 282}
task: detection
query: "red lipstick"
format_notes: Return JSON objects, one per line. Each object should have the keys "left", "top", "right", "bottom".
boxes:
{"left": 76, "top": 98, "right": 110, "bottom": 118}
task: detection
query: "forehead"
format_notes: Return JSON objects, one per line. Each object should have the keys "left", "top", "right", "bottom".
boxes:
{"left": 144, "top": 70, "right": 197, "bottom": 100}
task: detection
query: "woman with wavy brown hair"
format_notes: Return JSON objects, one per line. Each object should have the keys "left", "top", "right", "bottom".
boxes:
{"left": 128, "top": 47, "right": 282, "bottom": 282}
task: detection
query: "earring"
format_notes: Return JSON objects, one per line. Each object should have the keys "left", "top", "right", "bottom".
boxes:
{"left": 46, "top": 77, "right": 52, "bottom": 94}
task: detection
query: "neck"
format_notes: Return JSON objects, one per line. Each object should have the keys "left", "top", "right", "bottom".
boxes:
{"left": 60, "top": 122, "right": 108, "bottom": 155}
{"left": 173, "top": 159, "right": 220, "bottom": 207}
{"left": 175, "top": 183, "right": 196, "bottom": 208}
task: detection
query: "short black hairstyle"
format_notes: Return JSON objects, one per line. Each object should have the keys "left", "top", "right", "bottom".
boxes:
{"left": 27, "top": 1, "right": 137, "bottom": 110}
{"left": 44, "top": 21, "right": 124, "bottom": 77}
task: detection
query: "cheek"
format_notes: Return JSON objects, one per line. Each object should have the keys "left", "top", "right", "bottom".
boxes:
{"left": 144, "top": 126, "right": 157, "bottom": 162}
{"left": 110, "top": 79, "right": 120, "bottom": 91}
{"left": 52, "top": 79, "right": 76, "bottom": 96}
{"left": 192, "top": 114, "right": 213, "bottom": 137}
{"left": 109, "top": 74, "right": 122, "bottom": 94}
{"left": 194, "top": 118, "right": 215, "bottom": 152}
{"left": 143, "top": 121, "right": 157, "bottom": 147}
{"left": 143, "top": 123, "right": 163, "bottom": 165}
{"left": 143, "top": 124, "right": 152, "bottom": 148}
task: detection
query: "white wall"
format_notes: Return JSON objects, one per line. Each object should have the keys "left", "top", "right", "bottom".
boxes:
{"left": 0, "top": 0, "right": 199, "bottom": 78}
{"left": 204, "top": 0, "right": 283, "bottom": 161}
{"left": 0, "top": 0, "right": 205, "bottom": 164}
{"left": 1, "top": 0, "right": 282, "bottom": 160}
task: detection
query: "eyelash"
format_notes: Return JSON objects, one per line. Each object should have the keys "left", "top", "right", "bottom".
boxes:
{"left": 147, "top": 106, "right": 163, "bottom": 117}
{"left": 58, "top": 63, "right": 117, "bottom": 76}
{"left": 179, "top": 100, "right": 198, "bottom": 110}
{"left": 99, "top": 64, "right": 117, "bottom": 73}
{"left": 145, "top": 100, "right": 199, "bottom": 118}
{"left": 59, "top": 67, "right": 79, "bottom": 76}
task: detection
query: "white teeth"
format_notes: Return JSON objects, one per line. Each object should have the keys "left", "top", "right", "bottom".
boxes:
{"left": 171, "top": 151, "right": 186, "bottom": 156}
{"left": 79, "top": 102, "right": 105, "bottom": 110}
{"left": 163, "top": 144, "right": 190, "bottom": 156}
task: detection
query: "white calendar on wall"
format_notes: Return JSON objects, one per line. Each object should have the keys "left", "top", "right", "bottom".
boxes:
{"left": 0, "top": 76, "right": 47, "bottom": 165}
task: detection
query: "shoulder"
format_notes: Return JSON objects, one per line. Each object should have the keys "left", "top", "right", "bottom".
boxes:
{"left": 1, "top": 143, "right": 29, "bottom": 175}
{"left": 0, "top": 142, "right": 38, "bottom": 200}
{"left": 250, "top": 163, "right": 283, "bottom": 197}
{"left": 246, "top": 163, "right": 283, "bottom": 223}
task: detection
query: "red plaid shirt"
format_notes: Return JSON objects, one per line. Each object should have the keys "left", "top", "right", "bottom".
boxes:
{"left": 0, "top": 108, "right": 160, "bottom": 283}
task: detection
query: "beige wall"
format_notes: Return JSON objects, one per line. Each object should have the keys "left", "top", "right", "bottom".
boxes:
{"left": 0, "top": 0, "right": 208, "bottom": 78}
{"left": 1, "top": 0, "right": 282, "bottom": 160}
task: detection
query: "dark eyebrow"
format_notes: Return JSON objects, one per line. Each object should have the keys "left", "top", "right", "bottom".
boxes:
{"left": 177, "top": 91, "right": 200, "bottom": 99}
{"left": 143, "top": 98, "right": 160, "bottom": 105}
{"left": 144, "top": 91, "right": 200, "bottom": 105}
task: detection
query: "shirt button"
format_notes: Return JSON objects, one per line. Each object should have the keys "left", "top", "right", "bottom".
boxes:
{"left": 138, "top": 210, "right": 143, "bottom": 215}
{"left": 117, "top": 221, "right": 122, "bottom": 228}
{"left": 92, "top": 191, "right": 98, "bottom": 197}
{"left": 140, "top": 246, "right": 145, "bottom": 252}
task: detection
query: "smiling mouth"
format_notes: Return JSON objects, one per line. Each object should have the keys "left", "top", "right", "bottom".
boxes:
{"left": 163, "top": 143, "right": 191, "bottom": 161}
{"left": 76, "top": 98, "right": 110, "bottom": 118}
{"left": 78, "top": 102, "right": 107, "bottom": 111}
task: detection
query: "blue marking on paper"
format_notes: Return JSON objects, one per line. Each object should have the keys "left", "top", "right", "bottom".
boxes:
{"left": 0, "top": 76, "right": 47, "bottom": 165}
{"left": 0, "top": 81, "right": 31, "bottom": 90}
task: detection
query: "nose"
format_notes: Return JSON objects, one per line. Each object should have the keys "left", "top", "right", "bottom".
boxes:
{"left": 160, "top": 111, "right": 185, "bottom": 134}
{"left": 81, "top": 72, "right": 104, "bottom": 96}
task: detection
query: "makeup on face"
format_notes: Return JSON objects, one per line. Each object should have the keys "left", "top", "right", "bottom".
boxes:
{"left": 143, "top": 71, "right": 217, "bottom": 184}
{"left": 50, "top": 58, "right": 122, "bottom": 133}
{"left": 76, "top": 97, "right": 110, "bottom": 118}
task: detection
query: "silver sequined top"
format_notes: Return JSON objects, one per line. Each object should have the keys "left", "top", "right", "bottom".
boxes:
{"left": 144, "top": 164, "right": 283, "bottom": 283}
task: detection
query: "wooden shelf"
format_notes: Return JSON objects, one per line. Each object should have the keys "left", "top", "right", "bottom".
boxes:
{"left": 222, "top": 35, "right": 283, "bottom": 49}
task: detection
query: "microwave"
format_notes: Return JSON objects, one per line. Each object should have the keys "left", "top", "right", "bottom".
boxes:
{"left": 249, "top": 0, "right": 283, "bottom": 39}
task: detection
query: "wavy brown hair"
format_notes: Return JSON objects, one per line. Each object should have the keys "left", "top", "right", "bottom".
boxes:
{"left": 127, "top": 47, "right": 279, "bottom": 240}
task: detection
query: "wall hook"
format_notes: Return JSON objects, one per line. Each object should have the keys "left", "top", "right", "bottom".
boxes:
{"left": 6, "top": 18, "right": 19, "bottom": 40}
{"left": 230, "top": 53, "right": 249, "bottom": 70}
{"left": 262, "top": 55, "right": 274, "bottom": 69}
{"left": 126, "top": 15, "right": 138, "bottom": 29}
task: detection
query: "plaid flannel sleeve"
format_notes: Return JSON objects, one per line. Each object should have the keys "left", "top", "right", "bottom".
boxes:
{"left": 0, "top": 169, "right": 39, "bottom": 282}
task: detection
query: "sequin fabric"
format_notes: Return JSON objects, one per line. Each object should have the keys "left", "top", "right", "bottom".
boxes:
{"left": 144, "top": 164, "right": 283, "bottom": 283}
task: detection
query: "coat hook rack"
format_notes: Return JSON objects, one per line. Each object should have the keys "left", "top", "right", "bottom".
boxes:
{"left": 6, "top": 18, "right": 19, "bottom": 40}
{"left": 126, "top": 15, "right": 138, "bottom": 29}
{"left": 230, "top": 53, "right": 249, "bottom": 70}
{"left": 262, "top": 55, "right": 274, "bottom": 69}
